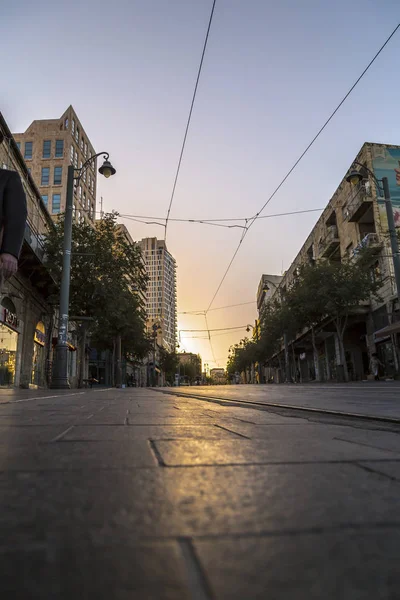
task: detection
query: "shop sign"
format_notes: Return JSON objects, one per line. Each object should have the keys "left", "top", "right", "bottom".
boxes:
{"left": 2, "top": 309, "right": 20, "bottom": 332}
{"left": 34, "top": 321, "right": 46, "bottom": 347}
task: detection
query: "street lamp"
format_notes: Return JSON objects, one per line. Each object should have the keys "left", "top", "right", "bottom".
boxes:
{"left": 151, "top": 322, "right": 162, "bottom": 387}
{"left": 261, "top": 278, "right": 291, "bottom": 383}
{"left": 346, "top": 161, "right": 400, "bottom": 306}
{"left": 51, "top": 152, "right": 116, "bottom": 389}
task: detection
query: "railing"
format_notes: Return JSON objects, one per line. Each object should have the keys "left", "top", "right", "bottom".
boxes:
{"left": 351, "top": 232, "right": 380, "bottom": 259}
{"left": 345, "top": 182, "right": 372, "bottom": 221}
{"left": 318, "top": 226, "right": 339, "bottom": 256}
{"left": 24, "top": 220, "right": 46, "bottom": 262}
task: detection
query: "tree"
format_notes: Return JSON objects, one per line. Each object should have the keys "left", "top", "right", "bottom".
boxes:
{"left": 43, "top": 212, "right": 149, "bottom": 362}
{"left": 159, "top": 348, "right": 179, "bottom": 385}
{"left": 290, "top": 250, "right": 382, "bottom": 382}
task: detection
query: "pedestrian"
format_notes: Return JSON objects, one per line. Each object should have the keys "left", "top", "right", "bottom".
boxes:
{"left": 370, "top": 352, "right": 383, "bottom": 381}
{"left": 0, "top": 167, "right": 27, "bottom": 281}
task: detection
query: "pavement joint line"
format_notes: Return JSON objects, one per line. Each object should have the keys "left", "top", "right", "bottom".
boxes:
{"left": 213, "top": 423, "right": 251, "bottom": 439}
{"left": 86, "top": 414, "right": 94, "bottom": 420}
{"left": 148, "top": 439, "right": 166, "bottom": 467}
{"left": 49, "top": 425, "right": 76, "bottom": 443}
{"left": 157, "top": 390, "right": 400, "bottom": 425}
{"left": 0, "top": 392, "right": 86, "bottom": 406}
{"left": 177, "top": 537, "right": 214, "bottom": 600}
{"left": 333, "top": 436, "right": 400, "bottom": 454}
{"left": 352, "top": 461, "right": 400, "bottom": 482}
{"left": 143, "top": 521, "right": 400, "bottom": 542}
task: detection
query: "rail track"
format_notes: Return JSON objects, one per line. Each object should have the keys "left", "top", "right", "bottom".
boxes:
{"left": 157, "top": 389, "right": 400, "bottom": 426}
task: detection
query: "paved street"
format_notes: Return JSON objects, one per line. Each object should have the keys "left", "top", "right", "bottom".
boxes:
{"left": 1, "top": 385, "right": 399, "bottom": 599}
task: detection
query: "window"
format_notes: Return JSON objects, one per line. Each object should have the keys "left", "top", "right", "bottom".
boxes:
{"left": 72, "top": 205, "right": 76, "bottom": 219}
{"left": 41, "top": 167, "right": 50, "bottom": 186}
{"left": 83, "top": 169, "right": 86, "bottom": 183}
{"left": 74, "top": 150, "right": 78, "bottom": 168}
{"left": 83, "top": 191, "right": 86, "bottom": 208}
{"left": 76, "top": 126, "right": 79, "bottom": 143}
{"left": 24, "top": 141, "right": 33, "bottom": 159}
{"left": 55, "top": 139, "right": 64, "bottom": 157}
{"left": 80, "top": 137, "right": 84, "bottom": 151}
{"left": 42, "top": 140, "right": 51, "bottom": 158}
{"left": 64, "top": 117, "right": 69, "bottom": 130}
{"left": 84, "top": 142, "right": 87, "bottom": 157}
{"left": 72, "top": 119, "right": 75, "bottom": 135}
{"left": 42, "top": 195, "right": 48, "bottom": 206}
{"left": 54, "top": 166, "right": 62, "bottom": 185}
{"left": 70, "top": 145, "right": 74, "bottom": 164}
{"left": 27, "top": 168, "right": 31, "bottom": 175}
{"left": 78, "top": 185, "right": 82, "bottom": 199}
{"left": 52, "top": 194, "right": 61, "bottom": 214}
{"left": 16, "top": 142, "right": 21, "bottom": 151}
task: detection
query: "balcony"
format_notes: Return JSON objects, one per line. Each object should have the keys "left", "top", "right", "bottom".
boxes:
{"left": 345, "top": 183, "right": 373, "bottom": 222}
{"left": 351, "top": 233, "right": 382, "bottom": 261}
{"left": 318, "top": 226, "right": 340, "bottom": 259}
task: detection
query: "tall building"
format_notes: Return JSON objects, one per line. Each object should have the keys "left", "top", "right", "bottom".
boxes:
{"left": 139, "top": 237, "right": 177, "bottom": 352}
{"left": 13, "top": 106, "right": 97, "bottom": 224}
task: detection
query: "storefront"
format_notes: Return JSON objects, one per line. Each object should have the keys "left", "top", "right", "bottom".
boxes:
{"left": 32, "top": 321, "right": 46, "bottom": 386}
{"left": 0, "top": 302, "right": 21, "bottom": 386}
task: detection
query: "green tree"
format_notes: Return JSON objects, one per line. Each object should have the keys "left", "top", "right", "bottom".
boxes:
{"left": 159, "top": 348, "right": 179, "bottom": 385}
{"left": 43, "top": 212, "right": 149, "bottom": 361}
{"left": 290, "top": 250, "right": 382, "bottom": 382}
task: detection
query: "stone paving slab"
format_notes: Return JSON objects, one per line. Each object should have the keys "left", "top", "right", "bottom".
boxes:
{"left": 194, "top": 530, "right": 400, "bottom": 599}
{"left": 0, "top": 386, "right": 399, "bottom": 599}
{"left": 359, "top": 461, "right": 400, "bottom": 481}
{"left": 0, "top": 440, "right": 156, "bottom": 471}
{"left": 0, "top": 540, "right": 191, "bottom": 600}
{"left": 153, "top": 437, "right": 397, "bottom": 466}
{"left": 1, "top": 464, "right": 399, "bottom": 541}
{"left": 61, "top": 424, "right": 242, "bottom": 441}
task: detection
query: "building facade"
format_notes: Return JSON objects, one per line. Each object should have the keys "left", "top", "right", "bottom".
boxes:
{"left": 0, "top": 112, "right": 60, "bottom": 387}
{"left": 13, "top": 106, "right": 97, "bottom": 224}
{"left": 262, "top": 142, "right": 400, "bottom": 383}
{"left": 139, "top": 238, "right": 177, "bottom": 353}
{"left": 257, "top": 274, "right": 283, "bottom": 317}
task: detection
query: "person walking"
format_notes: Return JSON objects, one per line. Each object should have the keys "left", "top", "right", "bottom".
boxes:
{"left": 370, "top": 353, "right": 383, "bottom": 381}
{"left": 0, "top": 168, "right": 27, "bottom": 280}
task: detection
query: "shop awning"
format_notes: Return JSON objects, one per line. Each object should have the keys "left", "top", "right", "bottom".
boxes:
{"left": 374, "top": 321, "right": 400, "bottom": 341}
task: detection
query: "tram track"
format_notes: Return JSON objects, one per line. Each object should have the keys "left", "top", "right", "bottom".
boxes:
{"left": 156, "top": 389, "right": 400, "bottom": 426}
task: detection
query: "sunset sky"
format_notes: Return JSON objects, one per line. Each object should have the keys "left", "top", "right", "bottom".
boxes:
{"left": 3, "top": 0, "right": 400, "bottom": 367}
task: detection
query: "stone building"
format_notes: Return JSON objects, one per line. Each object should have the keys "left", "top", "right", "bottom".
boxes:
{"left": 13, "top": 106, "right": 97, "bottom": 225}
{"left": 263, "top": 142, "right": 400, "bottom": 382}
{"left": 139, "top": 237, "right": 177, "bottom": 353}
{"left": 0, "top": 112, "right": 58, "bottom": 387}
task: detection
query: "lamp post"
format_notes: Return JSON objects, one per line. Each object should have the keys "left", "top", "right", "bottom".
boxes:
{"left": 262, "top": 278, "right": 291, "bottom": 383}
{"left": 151, "top": 322, "right": 161, "bottom": 386}
{"left": 51, "top": 153, "right": 116, "bottom": 389}
{"left": 346, "top": 162, "right": 400, "bottom": 306}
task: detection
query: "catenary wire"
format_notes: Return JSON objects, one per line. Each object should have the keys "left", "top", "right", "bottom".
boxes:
{"left": 119, "top": 207, "right": 324, "bottom": 226}
{"left": 178, "top": 300, "right": 256, "bottom": 314}
{"left": 204, "top": 22, "right": 400, "bottom": 313}
{"left": 164, "top": 0, "right": 217, "bottom": 241}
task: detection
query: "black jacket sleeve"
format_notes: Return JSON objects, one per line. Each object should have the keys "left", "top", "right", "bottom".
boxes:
{"left": 1, "top": 171, "right": 28, "bottom": 259}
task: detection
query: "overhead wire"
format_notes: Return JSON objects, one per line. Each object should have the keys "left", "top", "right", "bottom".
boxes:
{"left": 203, "top": 22, "right": 400, "bottom": 313}
{"left": 164, "top": 0, "right": 217, "bottom": 241}
{"left": 119, "top": 207, "right": 324, "bottom": 228}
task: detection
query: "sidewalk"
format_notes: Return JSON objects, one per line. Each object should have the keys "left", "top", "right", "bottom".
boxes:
{"left": 0, "top": 387, "right": 399, "bottom": 599}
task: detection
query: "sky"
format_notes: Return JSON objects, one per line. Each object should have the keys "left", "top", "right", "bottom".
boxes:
{"left": 3, "top": 0, "right": 400, "bottom": 368}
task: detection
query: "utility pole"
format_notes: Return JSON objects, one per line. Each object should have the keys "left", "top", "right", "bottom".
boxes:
{"left": 115, "top": 333, "right": 122, "bottom": 388}
{"left": 383, "top": 177, "right": 400, "bottom": 304}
